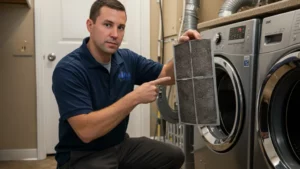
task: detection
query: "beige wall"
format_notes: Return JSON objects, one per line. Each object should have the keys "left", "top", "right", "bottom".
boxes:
{"left": 0, "top": 2, "right": 36, "bottom": 149}
{"left": 199, "top": 0, "right": 224, "bottom": 22}
{"left": 149, "top": 0, "right": 224, "bottom": 136}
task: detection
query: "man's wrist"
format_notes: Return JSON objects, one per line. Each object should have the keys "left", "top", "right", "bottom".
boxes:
{"left": 126, "top": 91, "right": 140, "bottom": 107}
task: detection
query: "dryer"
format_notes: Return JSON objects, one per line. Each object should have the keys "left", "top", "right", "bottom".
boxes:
{"left": 194, "top": 19, "right": 261, "bottom": 169}
{"left": 253, "top": 9, "right": 300, "bottom": 169}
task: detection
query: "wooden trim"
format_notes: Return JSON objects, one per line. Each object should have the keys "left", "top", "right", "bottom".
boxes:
{"left": 197, "top": 0, "right": 300, "bottom": 31}
{"left": 35, "top": 1, "right": 47, "bottom": 159}
{"left": 140, "top": 0, "right": 151, "bottom": 137}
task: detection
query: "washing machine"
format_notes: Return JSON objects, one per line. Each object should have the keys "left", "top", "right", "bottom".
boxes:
{"left": 194, "top": 19, "right": 261, "bottom": 169}
{"left": 253, "top": 9, "right": 300, "bottom": 169}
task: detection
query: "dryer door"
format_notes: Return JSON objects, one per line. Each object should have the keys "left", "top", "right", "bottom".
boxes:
{"left": 198, "top": 56, "right": 244, "bottom": 152}
{"left": 257, "top": 51, "right": 300, "bottom": 169}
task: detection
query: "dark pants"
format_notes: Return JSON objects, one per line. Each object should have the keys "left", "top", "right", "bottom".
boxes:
{"left": 59, "top": 137, "right": 185, "bottom": 169}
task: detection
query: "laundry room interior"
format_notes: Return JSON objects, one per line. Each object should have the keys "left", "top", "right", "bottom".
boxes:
{"left": 1, "top": 0, "right": 300, "bottom": 169}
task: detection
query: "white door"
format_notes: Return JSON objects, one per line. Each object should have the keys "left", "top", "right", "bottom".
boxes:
{"left": 35, "top": 0, "right": 150, "bottom": 156}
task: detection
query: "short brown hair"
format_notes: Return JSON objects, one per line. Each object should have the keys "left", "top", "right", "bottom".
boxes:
{"left": 89, "top": 0, "right": 126, "bottom": 23}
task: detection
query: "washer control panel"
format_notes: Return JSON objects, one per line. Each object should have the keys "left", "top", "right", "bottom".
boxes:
{"left": 260, "top": 9, "right": 300, "bottom": 53}
{"left": 209, "top": 19, "right": 259, "bottom": 55}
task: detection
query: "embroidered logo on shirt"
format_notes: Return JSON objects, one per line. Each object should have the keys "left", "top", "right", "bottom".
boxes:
{"left": 118, "top": 71, "right": 131, "bottom": 81}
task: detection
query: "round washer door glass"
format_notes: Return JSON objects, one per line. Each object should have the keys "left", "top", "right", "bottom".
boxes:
{"left": 198, "top": 56, "right": 244, "bottom": 152}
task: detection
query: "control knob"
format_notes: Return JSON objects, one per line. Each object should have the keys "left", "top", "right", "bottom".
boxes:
{"left": 214, "top": 33, "right": 222, "bottom": 45}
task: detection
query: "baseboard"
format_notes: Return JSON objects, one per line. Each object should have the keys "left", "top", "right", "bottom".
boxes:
{"left": 0, "top": 149, "right": 37, "bottom": 161}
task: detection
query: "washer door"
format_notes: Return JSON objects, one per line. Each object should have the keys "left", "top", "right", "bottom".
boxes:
{"left": 198, "top": 56, "right": 244, "bottom": 152}
{"left": 258, "top": 51, "right": 300, "bottom": 169}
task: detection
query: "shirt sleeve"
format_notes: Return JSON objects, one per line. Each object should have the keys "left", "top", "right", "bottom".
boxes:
{"left": 129, "top": 50, "right": 163, "bottom": 85}
{"left": 52, "top": 66, "right": 93, "bottom": 121}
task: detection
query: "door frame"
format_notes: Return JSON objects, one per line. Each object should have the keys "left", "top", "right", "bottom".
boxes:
{"left": 35, "top": 0, "right": 150, "bottom": 160}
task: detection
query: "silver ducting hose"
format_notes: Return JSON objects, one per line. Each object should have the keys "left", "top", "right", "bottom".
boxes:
{"left": 218, "top": 0, "right": 255, "bottom": 17}
{"left": 182, "top": 0, "right": 200, "bottom": 33}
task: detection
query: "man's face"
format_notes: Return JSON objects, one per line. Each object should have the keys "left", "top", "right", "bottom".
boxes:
{"left": 87, "top": 6, "right": 126, "bottom": 55}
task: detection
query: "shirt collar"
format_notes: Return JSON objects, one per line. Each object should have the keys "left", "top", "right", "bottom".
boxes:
{"left": 80, "top": 37, "right": 124, "bottom": 68}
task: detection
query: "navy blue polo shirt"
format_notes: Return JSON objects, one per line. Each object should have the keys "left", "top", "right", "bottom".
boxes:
{"left": 52, "top": 37, "right": 163, "bottom": 167}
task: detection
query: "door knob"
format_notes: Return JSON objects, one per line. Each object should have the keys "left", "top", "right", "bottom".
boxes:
{"left": 48, "top": 53, "right": 56, "bottom": 61}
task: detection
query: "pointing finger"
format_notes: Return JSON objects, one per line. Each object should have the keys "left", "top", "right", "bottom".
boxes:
{"left": 149, "top": 77, "right": 171, "bottom": 85}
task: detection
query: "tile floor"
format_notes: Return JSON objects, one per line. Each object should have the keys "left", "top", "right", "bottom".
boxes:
{"left": 0, "top": 156, "right": 56, "bottom": 169}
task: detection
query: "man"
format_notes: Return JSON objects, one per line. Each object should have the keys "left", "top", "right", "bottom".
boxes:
{"left": 52, "top": 0, "right": 201, "bottom": 169}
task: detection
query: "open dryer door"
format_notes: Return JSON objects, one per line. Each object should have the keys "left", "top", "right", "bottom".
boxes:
{"left": 257, "top": 51, "right": 300, "bottom": 169}
{"left": 198, "top": 56, "right": 244, "bottom": 152}
{"left": 157, "top": 86, "right": 179, "bottom": 124}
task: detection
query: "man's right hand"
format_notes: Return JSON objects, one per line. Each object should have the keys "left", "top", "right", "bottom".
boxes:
{"left": 134, "top": 77, "right": 171, "bottom": 104}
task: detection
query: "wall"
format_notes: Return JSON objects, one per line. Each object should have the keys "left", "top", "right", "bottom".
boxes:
{"left": 0, "top": 2, "right": 36, "bottom": 149}
{"left": 149, "top": 0, "right": 224, "bottom": 136}
{"left": 199, "top": 0, "right": 224, "bottom": 22}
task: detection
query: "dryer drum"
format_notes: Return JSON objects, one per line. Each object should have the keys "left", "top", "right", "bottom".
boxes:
{"left": 216, "top": 67, "right": 236, "bottom": 136}
{"left": 258, "top": 51, "right": 300, "bottom": 168}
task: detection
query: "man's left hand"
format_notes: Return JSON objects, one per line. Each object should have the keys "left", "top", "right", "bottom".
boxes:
{"left": 178, "top": 29, "right": 201, "bottom": 44}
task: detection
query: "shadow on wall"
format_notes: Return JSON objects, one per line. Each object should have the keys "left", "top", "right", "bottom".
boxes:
{"left": 0, "top": 5, "right": 29, "bottom": 49}
{"left": 0, "top": 2, "right": 37, "bottom": 151}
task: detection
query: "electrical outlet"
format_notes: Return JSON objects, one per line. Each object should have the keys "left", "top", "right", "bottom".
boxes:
{"left": 13, "top": 40, "right": 33, "bottom": 56}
